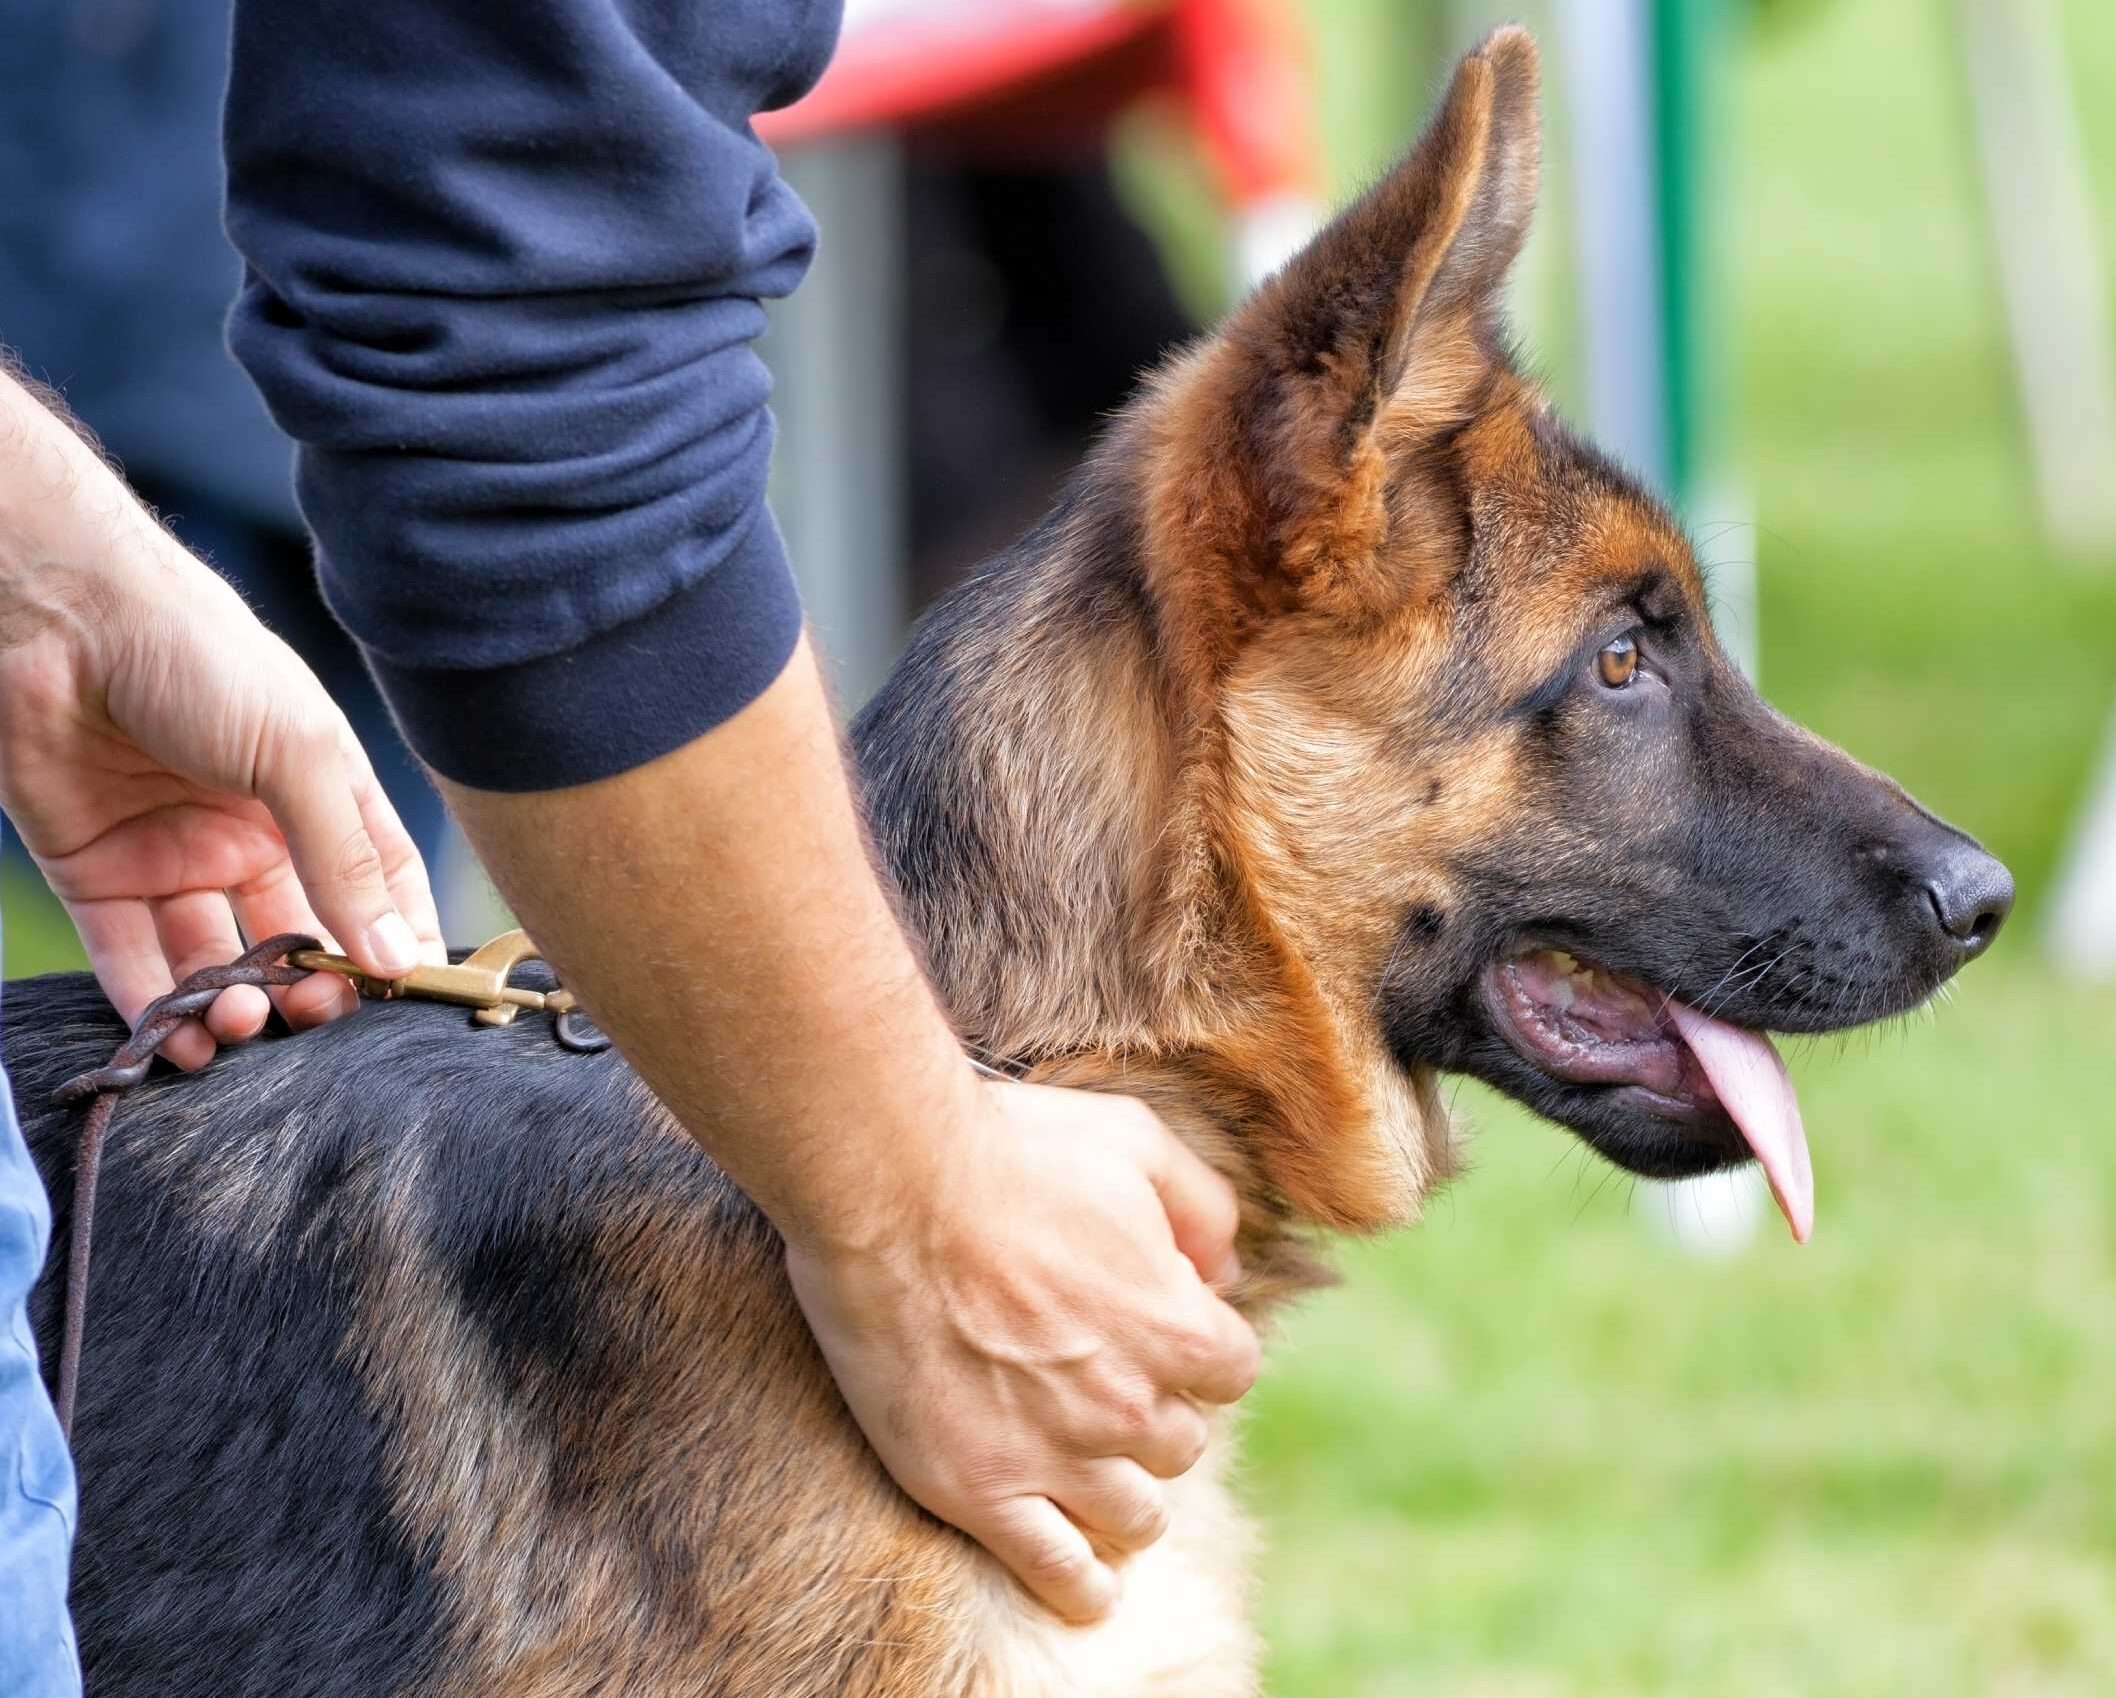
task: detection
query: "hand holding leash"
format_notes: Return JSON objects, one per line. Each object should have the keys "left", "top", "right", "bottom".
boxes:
{"left": 0, "top": 366, "right": 445, "bottom": 1067}
{"left": 49, "top": 926, "right": 606, "bottom": 1440}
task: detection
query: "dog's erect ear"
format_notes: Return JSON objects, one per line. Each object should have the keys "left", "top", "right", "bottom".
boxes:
{"left": 1141, "top": 27, "right": 1539, "bottom": 656}
{"left": 1245, "top": 24, "right": 1538, "bottom": 423}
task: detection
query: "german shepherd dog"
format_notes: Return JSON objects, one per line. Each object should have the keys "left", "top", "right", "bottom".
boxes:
{"left": 9, "top": 29, "right": 2010, "bottom": 1696}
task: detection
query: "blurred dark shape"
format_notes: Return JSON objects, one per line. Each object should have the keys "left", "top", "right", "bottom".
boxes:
{"left": 0, "top": 0, "right": 444, "bottom": 861}
{"left": 760, "top": 0, "right": 1316, "bottom": 647}
{"left": 903, "top": 154, "right": 1197, "bottom": 600}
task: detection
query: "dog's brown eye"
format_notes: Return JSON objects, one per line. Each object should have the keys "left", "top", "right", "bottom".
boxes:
{"left": 1597, "top": 635, "right": 1639, "bottom": 689}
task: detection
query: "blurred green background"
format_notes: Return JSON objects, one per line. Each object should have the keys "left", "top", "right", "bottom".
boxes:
{"left": 5, "top": 0, "right": 2113, "bottom": 1692}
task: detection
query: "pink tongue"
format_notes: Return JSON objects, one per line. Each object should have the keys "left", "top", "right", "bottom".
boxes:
{"left": 1664, "top": 1001, "right": 1814, "bottom": 1244}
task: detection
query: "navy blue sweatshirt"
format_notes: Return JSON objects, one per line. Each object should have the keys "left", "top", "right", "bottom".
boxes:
{"left": 224, "top": 0, "right": 842, "bottom": 790}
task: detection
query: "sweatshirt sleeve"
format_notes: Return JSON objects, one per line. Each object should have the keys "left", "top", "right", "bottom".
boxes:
{"left": 223, "top": 0, "right": 841, "bottom": 790}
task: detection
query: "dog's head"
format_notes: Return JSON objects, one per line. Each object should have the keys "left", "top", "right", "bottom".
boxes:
{"left": 1124, "top": 28, "right": 2009, "bottom": 1237}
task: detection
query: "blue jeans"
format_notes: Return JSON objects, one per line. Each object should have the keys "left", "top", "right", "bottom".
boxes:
{"left": 0, "top": 981, "right": 81, "bottom": 1693}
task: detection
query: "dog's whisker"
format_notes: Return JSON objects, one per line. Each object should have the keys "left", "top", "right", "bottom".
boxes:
{"left": 1573, "top": 1161, "right": 1620, "bottom": 1225}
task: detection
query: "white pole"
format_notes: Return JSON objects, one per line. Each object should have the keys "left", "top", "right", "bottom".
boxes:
{"left": 1560, "top": 0, "right": 1765, "bottom": 1250}
{"left": 2047, "top": 706, "right": 2116, "bottom": 981}
{"left": 1954, "top": 0, "right": 2116, "bottom": 558}
{"left": 1556, "top": 0, "right": 1671, "bottom": 494}
{"left": 767, "top": 135, "right": 910, "bottom": 713}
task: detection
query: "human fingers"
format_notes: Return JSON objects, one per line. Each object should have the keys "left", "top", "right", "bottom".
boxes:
{"left": 1051, "top": 1459, "right": 1170, "bottom": 1558}
{"left": 1108, "top": 1097, "right": 1243, "bottom": 1288}
{"left": 224, "top": 855, "right": 360, "bottom": 1029}
{"left": 150, "top": 889, "right": 269, "bottom": 1056}
{"left": 968, "top": 1495, "right": 1121, "bottom": 1624}
{"left": 337, "top": 721, "right": 444, "bottom": 965}
{"left": 249, "top": 706, "right": 420, "bottom": 983}
{"left": 1160, "top": 1290, "right": 1261, "bottom": 1408}
{"left": 66, "top": 897, "right": 207, "bottom": 1068}
{"left": 1128, "top": 1396, "right": 1212, "bottom": 1481}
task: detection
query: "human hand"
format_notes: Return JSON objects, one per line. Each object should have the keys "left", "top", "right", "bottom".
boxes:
{"left": 785, "top": 1075, "right": 1259, "bottom": 1623}
{"left": 0, "top": 369, "right": 444, "bottom": 1067}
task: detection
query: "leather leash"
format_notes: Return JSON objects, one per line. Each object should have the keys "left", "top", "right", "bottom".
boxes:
{"left": 47, "top": 928, "right": 606, "bottom": 1438}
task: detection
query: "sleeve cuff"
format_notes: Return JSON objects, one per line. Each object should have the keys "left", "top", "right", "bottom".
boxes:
{"left": 367, "top": 509, "right": 804, "bottom": 792}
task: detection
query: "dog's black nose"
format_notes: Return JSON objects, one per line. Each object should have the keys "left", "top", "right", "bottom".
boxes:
{"left": 1920, "top": 838, "right": 2013, "bottom": 955}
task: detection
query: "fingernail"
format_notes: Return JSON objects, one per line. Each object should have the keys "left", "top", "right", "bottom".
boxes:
{"left": 1215, "top": 1251, "right": 1243, "bottom": 1289}
{"left": 365, "top": 913, "right": 418, "bottom": 977}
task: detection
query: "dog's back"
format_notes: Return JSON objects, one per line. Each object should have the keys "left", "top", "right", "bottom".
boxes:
{"left": 7, "top": 972, "right": 976, "bottom": 1698}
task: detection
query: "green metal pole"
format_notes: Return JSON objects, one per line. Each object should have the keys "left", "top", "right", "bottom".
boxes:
{"left": 1650, "top": 0, "right": 1725, "bottom": 517}
{"left": 1651, "top": 0, "right": 1750, "bottom": 671}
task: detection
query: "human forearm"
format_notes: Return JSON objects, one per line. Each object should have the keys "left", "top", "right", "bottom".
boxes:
{"left": 438, "top": 634, "right": 973, "bottom": 1249}
{"left": 0, "top": 366, "right": 161, "bottom": 583}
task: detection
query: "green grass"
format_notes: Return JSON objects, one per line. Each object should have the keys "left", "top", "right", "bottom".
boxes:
{"left": 1241, "top": 1, "right": 2116, "bottom": 1692}
{"left": 7, "top": 0, "right": 2114, "bottom": 1690}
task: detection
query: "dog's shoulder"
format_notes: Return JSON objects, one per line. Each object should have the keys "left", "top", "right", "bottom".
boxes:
{"left": 7, "top": 971, "right": 980, "bottom": 1697}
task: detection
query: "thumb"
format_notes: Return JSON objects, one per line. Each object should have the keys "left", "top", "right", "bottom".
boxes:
{"left": 1126, "top": 1105, "right": 1243, "bottom": 1289}
{"left": 253, "top": 708, "right": 420, "bottom": 979}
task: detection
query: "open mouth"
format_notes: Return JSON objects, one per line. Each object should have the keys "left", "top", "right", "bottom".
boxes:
{"left": 1482, "top": 947, "right": 1814, "bottom": 1242}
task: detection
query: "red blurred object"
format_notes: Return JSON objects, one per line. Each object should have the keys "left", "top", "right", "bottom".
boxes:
{"left": 757, "top": 0, "right": 1320, "bottom": 205}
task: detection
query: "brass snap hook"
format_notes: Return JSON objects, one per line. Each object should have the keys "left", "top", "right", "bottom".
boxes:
{"left": 287, "top": 927, "right": 595, "bottom": 1034}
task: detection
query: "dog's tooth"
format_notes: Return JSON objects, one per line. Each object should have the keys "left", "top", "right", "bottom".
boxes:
{"left": 1548, "top": 977, "right": 1576, "bottom": 1012}
{"left": 1547, "top": 950, "right": 1578, "bottom": 976}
